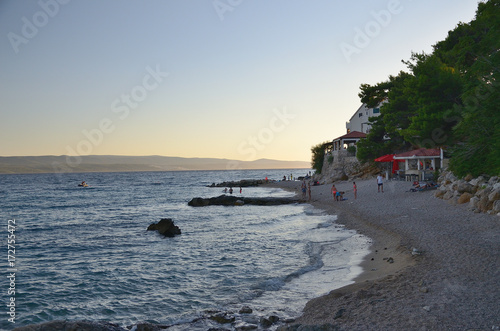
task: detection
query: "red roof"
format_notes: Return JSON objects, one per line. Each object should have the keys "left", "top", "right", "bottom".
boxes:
{"left": 333, "top": 131, "right": 367, "bottom": 141}
{"left": 394, "top": 148, "right": 441, "bottom": 158}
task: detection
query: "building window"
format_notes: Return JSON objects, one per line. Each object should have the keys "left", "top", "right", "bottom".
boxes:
{"left": 359, "top": 113, "right": 363, "bottom": 117}
{"left": 373, "top": 108, "right": 380, "bottom": 114}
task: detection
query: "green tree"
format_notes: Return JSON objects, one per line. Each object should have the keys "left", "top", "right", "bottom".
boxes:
{"left": 311, "top": 142, "right": 328, "bottom": 174}
{"left": 325, "top": 0, "right": 500, "bottom": 176}
{"left": 356, "top": 71, "right": 413, "bottom": 162}
{"left": 400, "top": 53, "right": 463, "bottom": 147}
{"left": 436, "top": 0, "right": 500, "bottom": 176}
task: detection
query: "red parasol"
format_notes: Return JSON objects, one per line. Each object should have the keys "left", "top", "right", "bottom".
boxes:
{"left": 374, "top": 154, "right": 401, "bottom": 174}
{"left": 374, "top": 154, "right": 395, "bottom": 162}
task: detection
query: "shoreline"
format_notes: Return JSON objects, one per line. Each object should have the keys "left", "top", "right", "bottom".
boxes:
{"left": 267, "top": 178, "right": 499, "bottom": 330}
{"left": 9, "top": 173, "right": 498, "bottom": 331}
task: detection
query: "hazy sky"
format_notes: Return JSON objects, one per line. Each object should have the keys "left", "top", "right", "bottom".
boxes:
{"left": 0, "top": 0, "right": 480, "bottom": 161}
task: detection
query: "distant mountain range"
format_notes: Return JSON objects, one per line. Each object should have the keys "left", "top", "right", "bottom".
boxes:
{"left": 0, "top": 155, "right": 310, "bottom": 174}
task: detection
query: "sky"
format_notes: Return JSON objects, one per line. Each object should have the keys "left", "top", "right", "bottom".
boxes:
{"left": 0, "top": 0, "right": 481, "bottom": 162}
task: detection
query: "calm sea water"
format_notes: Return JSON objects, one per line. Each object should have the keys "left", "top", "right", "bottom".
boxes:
{"left": 0, "top": 169, "right": 370, "bottom": 330}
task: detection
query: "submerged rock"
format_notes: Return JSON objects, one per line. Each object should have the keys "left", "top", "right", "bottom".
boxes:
{"left": 234, "top": 322, "right": 258, "bottom": 330}
{"left": 128, "top": 323, "right": 171, "bottom": 331}
{"left": 147, "top": 218, "right": 181, "bottom": 237}
{"left": 239, "top": 306, "right": 253, "bottom": 314}
{"left": 209, "top": 312, "right": 236, "bottom": 324}
{"left": 12, "top": 320, "right": 127, "bottom": 331}
{"left": 260, "top": 315, "right": 280, "bottom": 327}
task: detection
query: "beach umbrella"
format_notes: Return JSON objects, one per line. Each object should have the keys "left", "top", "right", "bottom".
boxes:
{"left": 374, "top": 154, "right": 401, "bottom": 174}
{"left": 391, "top": 159, "right": 399, "bottom": 174}
{"left": 374, "top": 154, "right": 395, "bottom": 162}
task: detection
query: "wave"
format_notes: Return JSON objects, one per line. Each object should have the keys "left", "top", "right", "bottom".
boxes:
{"left": 250, "top": 241, "right": 324, "bottom": 297}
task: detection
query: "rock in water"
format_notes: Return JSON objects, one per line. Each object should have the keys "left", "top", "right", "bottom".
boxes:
{"left": 12, "top": 320, "right": 127, "bottom": 331}
{"left": 209, "top": 312, "right": 235, "bottom": 324}
{"left": 239, "top": 305, "right": 253, "bottom": 314}
{"left": 147, "top": 218, "right": 181, "bottom": 237}
{"left": 188, "top": 195, "right": 304, "bottom": 207}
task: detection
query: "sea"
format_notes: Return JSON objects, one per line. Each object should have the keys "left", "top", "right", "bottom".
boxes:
{"left": 0, "top": 169, "right": 371, "bottom": 330}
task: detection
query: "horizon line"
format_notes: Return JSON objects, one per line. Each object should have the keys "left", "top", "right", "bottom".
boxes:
{"left": 0, "top": 154, "right": 310, "bottom": 163}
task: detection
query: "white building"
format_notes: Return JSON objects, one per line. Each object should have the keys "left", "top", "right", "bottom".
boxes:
{"left": 345, "top": 102, "right": 384, "bottom": 134}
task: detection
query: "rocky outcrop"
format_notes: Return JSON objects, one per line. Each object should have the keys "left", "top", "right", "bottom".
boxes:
{"left": 13, "top": 321, "right": 172, "bottom": 331}
{"left": 188, "top": 195, "right": 304, "bottom": 207}
{"left": 208, "top": 179, "right": 268, "bottom": 188}
{"left": 209, "top": 312, "right": 236, "bottom": 324}
{"left": 16, "top": 307, "right": 287, "bottom": 331}
{"left": 435, "top": 170, "right": 500, "bottom": 215}
{"left": 12, "top": 320, "right": 128, "bottom": 331}
{"left": 147, "top": 218, "right": 181, "bottom": 237}
{"left": 315, "top": 150, "right": 378, "bottom": 184}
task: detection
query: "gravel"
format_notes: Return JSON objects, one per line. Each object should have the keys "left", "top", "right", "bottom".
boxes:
{"left": 271, "top": 178, "right": 500, "bottom": 331}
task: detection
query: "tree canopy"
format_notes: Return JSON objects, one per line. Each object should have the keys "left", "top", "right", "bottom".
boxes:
{"left": 355, "top": 0, "right": 500, "bottom": 177}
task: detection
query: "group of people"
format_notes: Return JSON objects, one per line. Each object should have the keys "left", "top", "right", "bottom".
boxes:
{"left": 331, "top": 181, "right": 359, "bottom": 201}
{"left": 283, "top": 171, "right": 312, "bottom": 182}
{"left": 303, "top": 173, "right": 389, "bottom": 202}
{"left": 223, "top": 187, "right": 242, "bottom": 194}
{"left": 314, "top": 173, "right": 389, "bottom": 202}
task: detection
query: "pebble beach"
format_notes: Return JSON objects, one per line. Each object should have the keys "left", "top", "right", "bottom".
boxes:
{"left": 270, "top": 178, "right": 500, "bottom": 330}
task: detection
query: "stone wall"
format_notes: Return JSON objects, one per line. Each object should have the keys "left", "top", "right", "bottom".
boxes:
{"left": 435, "top": 170, "right": 500, "bottom": 216}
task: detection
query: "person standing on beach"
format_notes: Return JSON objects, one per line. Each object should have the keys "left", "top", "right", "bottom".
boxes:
{"left": 353, "top": 181, "right": 357, "bottom": 199}
{"left": 331, "top": 184, "right": 338, "bottom": 201}
{"left": 377, "top": 174, "right": 384, "bottom": 193}
{"left": 301, "top": 180, "right": 307, "bottom": 199}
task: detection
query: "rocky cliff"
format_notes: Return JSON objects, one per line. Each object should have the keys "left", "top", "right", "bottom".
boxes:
{"left": 314, "top": 150, "right": 379, "bottom": 184}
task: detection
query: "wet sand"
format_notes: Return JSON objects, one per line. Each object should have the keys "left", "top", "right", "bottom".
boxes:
{"left": 268, "top": 178, "right": 499, "bottom": 330}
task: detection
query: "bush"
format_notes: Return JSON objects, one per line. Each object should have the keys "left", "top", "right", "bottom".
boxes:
{"left": 347, "top": 146, "right": 356, "bottom": 156}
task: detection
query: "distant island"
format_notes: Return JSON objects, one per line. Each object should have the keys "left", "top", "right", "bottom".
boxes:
{"left": 0, "top": 155, "right": 310, "bottom": 174}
